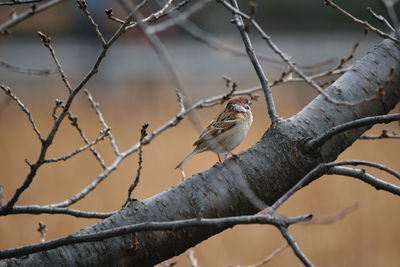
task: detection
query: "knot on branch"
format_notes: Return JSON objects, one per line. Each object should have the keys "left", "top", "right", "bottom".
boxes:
{"left": 105, "top": 8, "right": 113, "bottom": 19}
{"left": 37, "top": 31, "right": 50, "bottom": 46}
{"left": 140, "top": 123, "right": 149, "bottom": 142}
{"left": 76, "top": 0, "right": 87, "bottom": 9}
{"left": 100, "top": 128, "right": 110, "bottom": 139}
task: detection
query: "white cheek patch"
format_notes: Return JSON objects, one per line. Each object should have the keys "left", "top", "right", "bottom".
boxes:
{"left": 232, "top": 104, "right": 247, "bottom": 113}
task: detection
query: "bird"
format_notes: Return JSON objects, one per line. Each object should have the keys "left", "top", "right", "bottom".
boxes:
{"left": 176, "top": 96, "right": 253, "bottom": 169}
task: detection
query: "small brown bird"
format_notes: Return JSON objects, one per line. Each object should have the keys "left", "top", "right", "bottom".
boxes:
{"left": 176, "top": 96, "right": 253, "bottom": 169}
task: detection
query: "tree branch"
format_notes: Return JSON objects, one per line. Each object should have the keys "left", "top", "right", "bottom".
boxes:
{"left": 0, "top": 0, "right": 65, "bottom": 34}
{"left": 306, "top": 113, "right": 400, "bottom": 151}
{"left": 229, "top": 0, "right": 279, "bottom": 124}
{"left": 0, "top": 214, "right": 311, "bottom": 260}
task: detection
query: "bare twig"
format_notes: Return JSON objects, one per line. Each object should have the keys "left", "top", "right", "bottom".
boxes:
{"left": 146, "top": 0, "right": 211, "bottom": 34}
{"left": 76, "top": 0, "right": 106, "bottom": 47}
{"left": 44, "top": 128, "right": 110, "bottom": 163}
{"left": 0, "top": 0, "right": 65, "bottom": 34}
{"left": 0, "top": 213, "right": 311, "bottom": 260}
{"left": 2, "top": 6, "right": 144, "bottom": 211}
{"left": 327, "top": 166, "right": 400, "bottom": 195}
{"left": 0, "top": 205, "right": 114, "bottom": 218}
{"left": 221, "top": 76, "right": 238, "bottom": 103}
{"left": 220, "top": 0, "right": 393, "bottom": 107}
{"left": 359, "top": 129, "right": 400, "bottom": 139}
{"left": 122, "top": 123, "right": 148, "bottom": 208}
{"left": 128, "top": 4, "right": 204, "bottom": 133}
{"left": 37, "top": 31, "right": 73, "bottom": 92}
{"left": 37, "top": 221, "right": 47, "bottom": 244}
{"left": 367, "top": 7, "right": 395, "bottom": 32}
{"left": 305, "top": 113, "right": 400, "bottom": 151}
{"left": 379, "top": 0, "right": 400, "bottom": 37}
{"left": 0, "top": 84, "right": 44, "bottom": 142}
{"left": 62, "top": 102, "right": 108, "bottom": 169}
{"left": 278, "top": 226, "right": 314, "bottom": 267}
{"left": 229, "top": 0, "right": 279, "bottom": 124}
{"left": 324, "top": 0, "right": 400, "bottom": 43}
{"left": 110, "top": 1, "right": 329, "bottom": 70}
{"left": 0, "top": 59, "right": 57, "bottom": 75}
{"left": 125, "top": 0, "right": 176, "bottom": 30}
{"left": 267, "top": 160, "right": 400, "bottom": 215}
{"left": 85, "top": 89, "right": 120, "bottom": 156}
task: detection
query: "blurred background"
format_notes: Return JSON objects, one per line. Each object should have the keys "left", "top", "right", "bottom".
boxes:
{"left": 0, "top": 0, "right": 399, "bottom": 266}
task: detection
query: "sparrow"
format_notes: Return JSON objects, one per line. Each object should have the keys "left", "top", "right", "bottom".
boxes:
{"left": 176, "top": 96, "right": 253, "bottom": 169}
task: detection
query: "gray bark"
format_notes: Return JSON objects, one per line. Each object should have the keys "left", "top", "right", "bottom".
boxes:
{"left": 2, "top": 39, "right": 400, "bottom": 266}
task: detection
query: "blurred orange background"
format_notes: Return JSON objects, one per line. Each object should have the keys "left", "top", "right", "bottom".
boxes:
{"left": 0, "top": 1, "right": 400, "bottom": 266}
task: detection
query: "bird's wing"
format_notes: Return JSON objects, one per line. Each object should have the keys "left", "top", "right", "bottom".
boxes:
{"left": 194, "top": 110, "right": 238, "bottom": 146}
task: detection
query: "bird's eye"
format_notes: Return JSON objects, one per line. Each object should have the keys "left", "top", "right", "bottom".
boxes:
{"left": 245, "top": 104, "right": 250, "bottom": 110}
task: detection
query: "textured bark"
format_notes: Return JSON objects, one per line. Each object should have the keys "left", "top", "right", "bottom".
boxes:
{"left": 2, "top": 39, "right": 400, "bottom": 266}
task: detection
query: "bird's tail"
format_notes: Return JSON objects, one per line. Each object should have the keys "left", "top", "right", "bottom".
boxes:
{"left": 175, "top": 150, "right": 199, "bottom": 169}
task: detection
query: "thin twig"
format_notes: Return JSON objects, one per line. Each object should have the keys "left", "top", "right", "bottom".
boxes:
{"left": 0, "top": 0, "right": 65, "bottom": 34}
{"left": 229, "top": 0, "right": 279, "bottom": 124}
{"left": 2, "top": 5, "right": 142, "bottom": 211}
{"left": 85, "top": 89, "right": 120, "bottom": 156}
{"left": 267, "top": 160, "right": 400, "bottom": 215}
{"left": 0, "top": 84, "right": 44, "bottom": 142}
{"left": 367, "top": 7, "right": 395, "bottom": 32}
{"left": 62, "top": 101, "right": 108, "bottom": 169}
{"left": 378, "top": 0, "right": 400, "bottom": 37}
{"left": 37, "top": 31, "right": 73, "bottom": 92}
{"left": 128, "top": 3, "right": 204, "bottom": 133}
{"left": 110, "top": 0, "right": 329, "bottom": 70}
{"left": 0, "top": 205, "right": 114, "bottom": 218}
{"left": 0, "top": 58, "right": 57, "bottom": 75}
{"left": 220, "top": 0, "right": 392, "bottom": 107}
{"left": 146, "top": 0, "right": 211, "bottom": 34}
{"left": 122, "top": 123, "right": 148, "bottom": 208}
{"left": 0, "top": 213, "right": 311, "bottom": 260}
{"left": 359, "top": 129, "right": 400, "bottom": 139}
{"left": 327, "top": 166, "right": 400, "bottom": 195}
{"left": 76, "top": 0, "right": 106, "bottom": 47}
{"left": 43, "top": 128, "right": 109, "bottom": 163}
{"left": 324, "top": 0, "right": 400, "bottom": 43}
{"left": 221, "top": 76, "right": 238, "bottom": 103}
{"left": 278, "top": 226, "right": 314, "bottom": 267}
{"left": 305, "top": 113, "right": 400, "bottom": 151}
